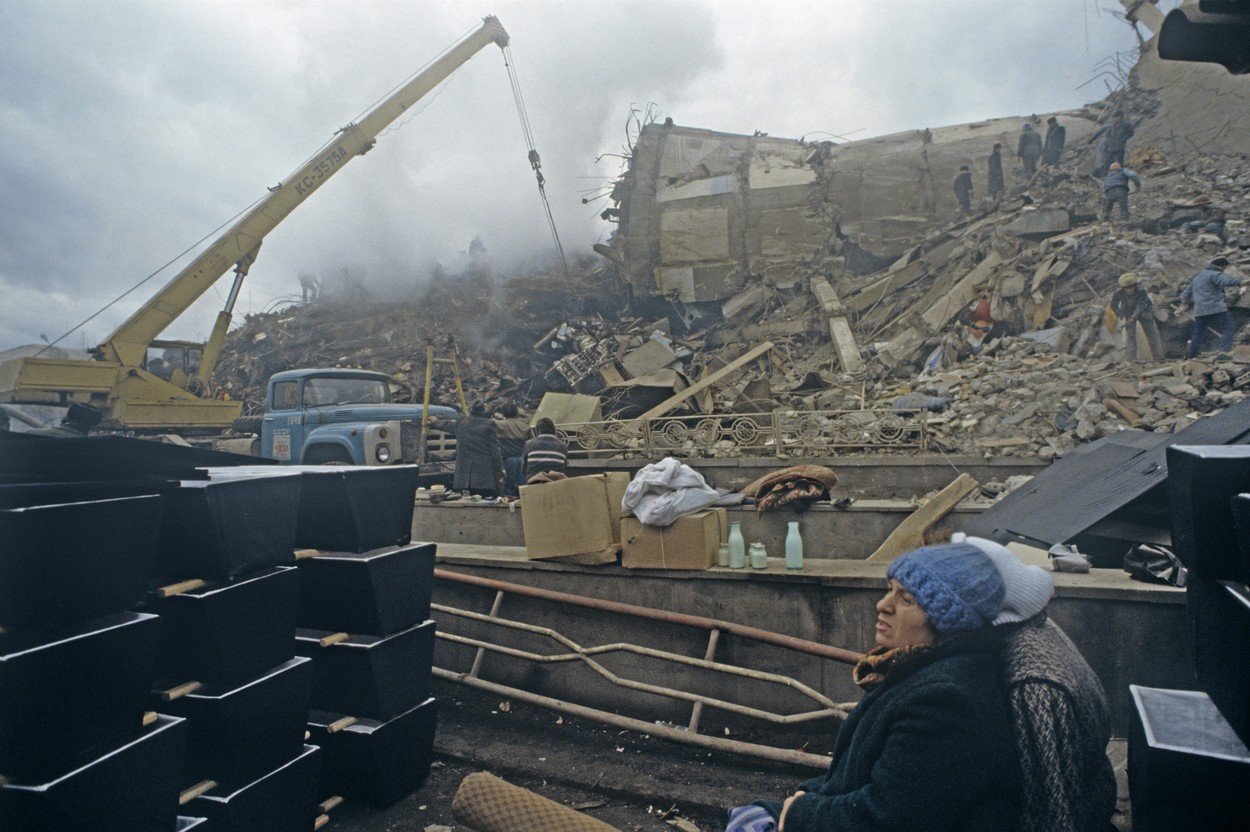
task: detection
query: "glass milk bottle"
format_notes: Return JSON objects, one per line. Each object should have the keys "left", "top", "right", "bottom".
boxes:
{"left": 785, "top": 521, "right": 804, "bottom": 570}
{"left": 728, "top": 521, "right": 746, "bottom": 568}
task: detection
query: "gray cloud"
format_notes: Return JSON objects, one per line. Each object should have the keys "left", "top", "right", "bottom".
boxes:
{"left": 1, "top": 0, "right": 1152, "bottom": 351}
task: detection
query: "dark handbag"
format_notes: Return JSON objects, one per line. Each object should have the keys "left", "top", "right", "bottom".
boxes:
{"left": 1124, "top": 544, "right": 1188, "bottom": 587}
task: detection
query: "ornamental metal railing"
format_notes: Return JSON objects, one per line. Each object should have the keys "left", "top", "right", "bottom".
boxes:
{"left": 555, "top": 409, "right": 927, "bottom": 459}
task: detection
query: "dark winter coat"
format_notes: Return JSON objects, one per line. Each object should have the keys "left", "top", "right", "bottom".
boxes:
{"left": 1018, "top": 127, "right": 1043, "bottom": 161}
{"left": 521, "top": 433, "right": 569, "bottom": 481}
{"left": 1110, "top": 286, "right": 1155, "bottom": 322}
{"left": 1102, "top": 167, "right": 1142, "bottom": 194}
{"left": 953, "top": 171, "right": 973, "bottom": 204}
{"left": 1043, "top": 124, "right": 1066, "bottom": 165}
{"left": 1108, "top": 119, "right": 1134, "bottom": 150}
{"left": 756, "top": 631, "right": 1021, "bottom": 832}
{"left": 431, "top": 415, "right": 504, "bottom": 492}
{"left": 1002, "top": 616, "right": 1116, "bottom": 832}
{"left": 1182, "top": 266, "right": 1242, "bottom": 317}
{"left": 988, "top": 150, "right": 1005, "bottom": 195}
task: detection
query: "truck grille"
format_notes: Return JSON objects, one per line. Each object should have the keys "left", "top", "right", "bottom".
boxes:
{"left": 400, "top": 421, "right": 420, "bottom": 462}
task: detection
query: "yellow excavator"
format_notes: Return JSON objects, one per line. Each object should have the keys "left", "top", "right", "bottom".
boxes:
{"left": 0, "top": 16, "right": 510, "bottom": 433}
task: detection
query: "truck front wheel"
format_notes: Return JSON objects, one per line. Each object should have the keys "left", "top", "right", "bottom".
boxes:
{"left": 303, "top": 445, "right": 354, "bottom": 465}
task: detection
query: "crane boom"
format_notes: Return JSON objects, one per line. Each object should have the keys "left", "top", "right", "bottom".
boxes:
{"left": 103, "top": 15, "right": 509, "bottom": 367}
{"left": 0, "top": 16, "right": 510, "bottom": 431}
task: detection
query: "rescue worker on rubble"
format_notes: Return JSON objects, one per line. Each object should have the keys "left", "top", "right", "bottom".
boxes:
{"left": 728, "top": 542, "right": 1021, "bottom": 832}
{"left": 1042, "top": 116, "right": 1066, "bottom": 167}
{"left": 1110, "top": 272, "right": 1163, "bottom": 361}
{"left": 430, "top": 402, "right": 505, "bottom": 498}
{"left": 1101, "top": 162, "right": 1142, "bottom": 222}
{"left": 987, "top": 143, "right": 1005, "bottom": 198}
{"left": 1017, "top": 123, "right": 1043, "bottom": 177}
{"left": 1181, "top": 256, "right": 1243, "bottom": 358}
{"left": 1106, "top": 112, "right": 1134, "bottom": 170}
{"left": 953, "top": 165, "right": 974, "bottom": 220}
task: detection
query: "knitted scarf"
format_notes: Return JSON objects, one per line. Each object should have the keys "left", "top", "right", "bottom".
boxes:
{"left": 853, "top": 628, "right": 1004, "bottom": 691}
{"left": 852, "top": 644, "right": 923, "bottom": 690}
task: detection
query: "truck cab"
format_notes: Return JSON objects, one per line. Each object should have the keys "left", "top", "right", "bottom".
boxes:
{"left": 260, "top": 368, "right": 458, "bottom": 467}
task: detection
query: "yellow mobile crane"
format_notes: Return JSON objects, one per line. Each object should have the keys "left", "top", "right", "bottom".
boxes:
{"left": 0, "top": 16, "right": 511, "bottom": 432}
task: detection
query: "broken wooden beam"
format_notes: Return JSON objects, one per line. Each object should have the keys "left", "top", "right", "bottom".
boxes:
{"left": 866, "top": 473, "right": 980, "bottom": 562}
{"left": 1104, "top": 397, "right": 1141, "bottom": 425}
{"left": 639, "top": 341, "right": 775, "bottom": 420}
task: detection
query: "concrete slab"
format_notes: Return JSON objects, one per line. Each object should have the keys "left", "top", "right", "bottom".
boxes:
{"left": 1003, "top": 208, "right": 1071, "bottom": 238}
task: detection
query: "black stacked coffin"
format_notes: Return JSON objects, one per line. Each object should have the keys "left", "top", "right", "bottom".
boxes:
{"left": 285, "top": 465, "right": 437, "bottom": 808}
{"left": 143, "top": 469, "right": 321, "bottom": 832}
{"left": 0, "top": 489, "right": 189, "bottom": 832}
{"left": 1131, "top": 445, "right": 1250, "bottom": 830}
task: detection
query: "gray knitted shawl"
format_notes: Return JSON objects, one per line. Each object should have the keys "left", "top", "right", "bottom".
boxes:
{"left": 1002, "top": 616, "right": 1117, "bottom": 832}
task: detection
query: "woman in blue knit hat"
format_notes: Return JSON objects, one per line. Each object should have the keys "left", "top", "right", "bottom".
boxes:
{"left": 729, "top": 542, "right": 1022, "bottom": 832}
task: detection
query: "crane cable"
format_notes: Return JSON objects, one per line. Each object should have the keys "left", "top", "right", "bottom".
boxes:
{"left": 502, "top": 45, "right": 571, "bottom": 279}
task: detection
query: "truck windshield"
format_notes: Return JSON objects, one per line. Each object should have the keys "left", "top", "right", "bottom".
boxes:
{"left": 302, "top": 377, "right": 389, "bottom": 406}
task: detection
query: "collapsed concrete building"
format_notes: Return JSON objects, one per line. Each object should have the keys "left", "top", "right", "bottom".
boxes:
{"left": 607, "top": 112, "right": 1099, "bottom": 304}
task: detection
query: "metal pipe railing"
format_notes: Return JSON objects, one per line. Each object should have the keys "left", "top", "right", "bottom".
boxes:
{"left": 432, "top": 568, "right": 862, "bottom": 768}
{"left": 434, "top": 568, "right": 862, "bottom": 664}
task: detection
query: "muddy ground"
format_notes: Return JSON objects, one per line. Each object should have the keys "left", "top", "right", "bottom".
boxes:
{"left": 326, "top": 680, "right": 813, "bottom": 832}
{"left": 326, "top": 680, "right": 1131, "bottom": 831}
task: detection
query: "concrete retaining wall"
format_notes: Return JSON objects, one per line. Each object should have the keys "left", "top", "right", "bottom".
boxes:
{"left": 430, "top": 549, "right": 1193, "bottom": 737}
{"left": 413, "top": 500, "right": 987, "bottom": 559}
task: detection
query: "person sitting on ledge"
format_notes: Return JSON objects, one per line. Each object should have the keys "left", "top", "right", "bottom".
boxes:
{"left": 727, "top": 542, "right": 1022, "bottom": 832}
{"left": 951, "top": 532, "right": 1116, "bottom": 832}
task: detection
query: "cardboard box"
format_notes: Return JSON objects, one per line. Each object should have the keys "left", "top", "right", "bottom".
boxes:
{"left": 621, "top": 508, "right": 727, "bottom": 570}
{"left": 519, "top": 473, "right": 630, "bottom": 565}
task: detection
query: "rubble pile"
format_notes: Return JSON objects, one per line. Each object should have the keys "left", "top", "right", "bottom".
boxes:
{"left": 214, "top": 41, "right": 1250, "bottom": 460}
{"left": 214, "top": 260, "right": 627, "bottom": 420}
{"left": 897, "top": 344, "right": 1250, "bottom": 458}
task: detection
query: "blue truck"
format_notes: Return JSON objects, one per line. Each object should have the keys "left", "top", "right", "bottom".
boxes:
{"left": 260, "top": 368, "right": 458, "bottom": 467}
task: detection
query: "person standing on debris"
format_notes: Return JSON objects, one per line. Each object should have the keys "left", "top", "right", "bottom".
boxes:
{"left": 430, "top": 403, "right": 505, "bottom": 498}
{"left": 1110, "top": 272, "right": 1164, "bottom": 361}
{"left": 950, "top": 533, "right": 1116, "bottom": 832}
{"left": 987, "top": 143, "right": 1005, "bottom": 198}
{"left": 298, "top": 272, "right": 320, "bottom": 304}
{"left": 521, "top": 418, "right": 568, "bottom": 484}
{"left": 729, "top": 542, "right": 1020, "bottom": 832}
{"left": 1101, "top": 162, "right": 1142, "bottom": 221}
{"left": 953, "top": 165, "right": 974, "bottom": 220}
{"left": 1107, "top": 112, "right": 1134, "bottom": 169}
{"left": 1042, "top": 116, "right": 1066, "bottom": 167}
{"left": 1182, "top": 256, "right": 1243, "bottom": 358}
{"left": 492, "top": 402, "right": 530, "bottom": 497}
{"left": 1017, "top": 123, "right": 1043, "bottom": 177}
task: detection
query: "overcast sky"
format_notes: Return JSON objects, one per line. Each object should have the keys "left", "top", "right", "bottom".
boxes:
{"left": 0, "top": 0, "right": 1159, "bottom": 351}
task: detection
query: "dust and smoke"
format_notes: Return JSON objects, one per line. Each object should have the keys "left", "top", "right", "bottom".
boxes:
{"left": 0, "top": 0, "right": 1141, "bottom": 350}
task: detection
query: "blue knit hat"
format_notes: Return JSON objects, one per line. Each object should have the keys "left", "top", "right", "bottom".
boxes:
{"left": 887, "top": 543, "right": 1005, "bottom": 634}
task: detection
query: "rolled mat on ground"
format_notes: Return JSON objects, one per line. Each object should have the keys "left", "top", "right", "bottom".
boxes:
{"left": 452, "top": 772, "right": 619, "bottom": 832}
{"left": 741, "top": 465, "right": 839, "bottom": 515}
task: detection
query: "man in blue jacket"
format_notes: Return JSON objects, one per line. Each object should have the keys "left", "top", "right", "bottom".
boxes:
{"left": 1102, "top": 162, "right": 1142, "bottom": 221}
{"left": 1182, "top": 256, "right": 1243, "bottom": 358}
